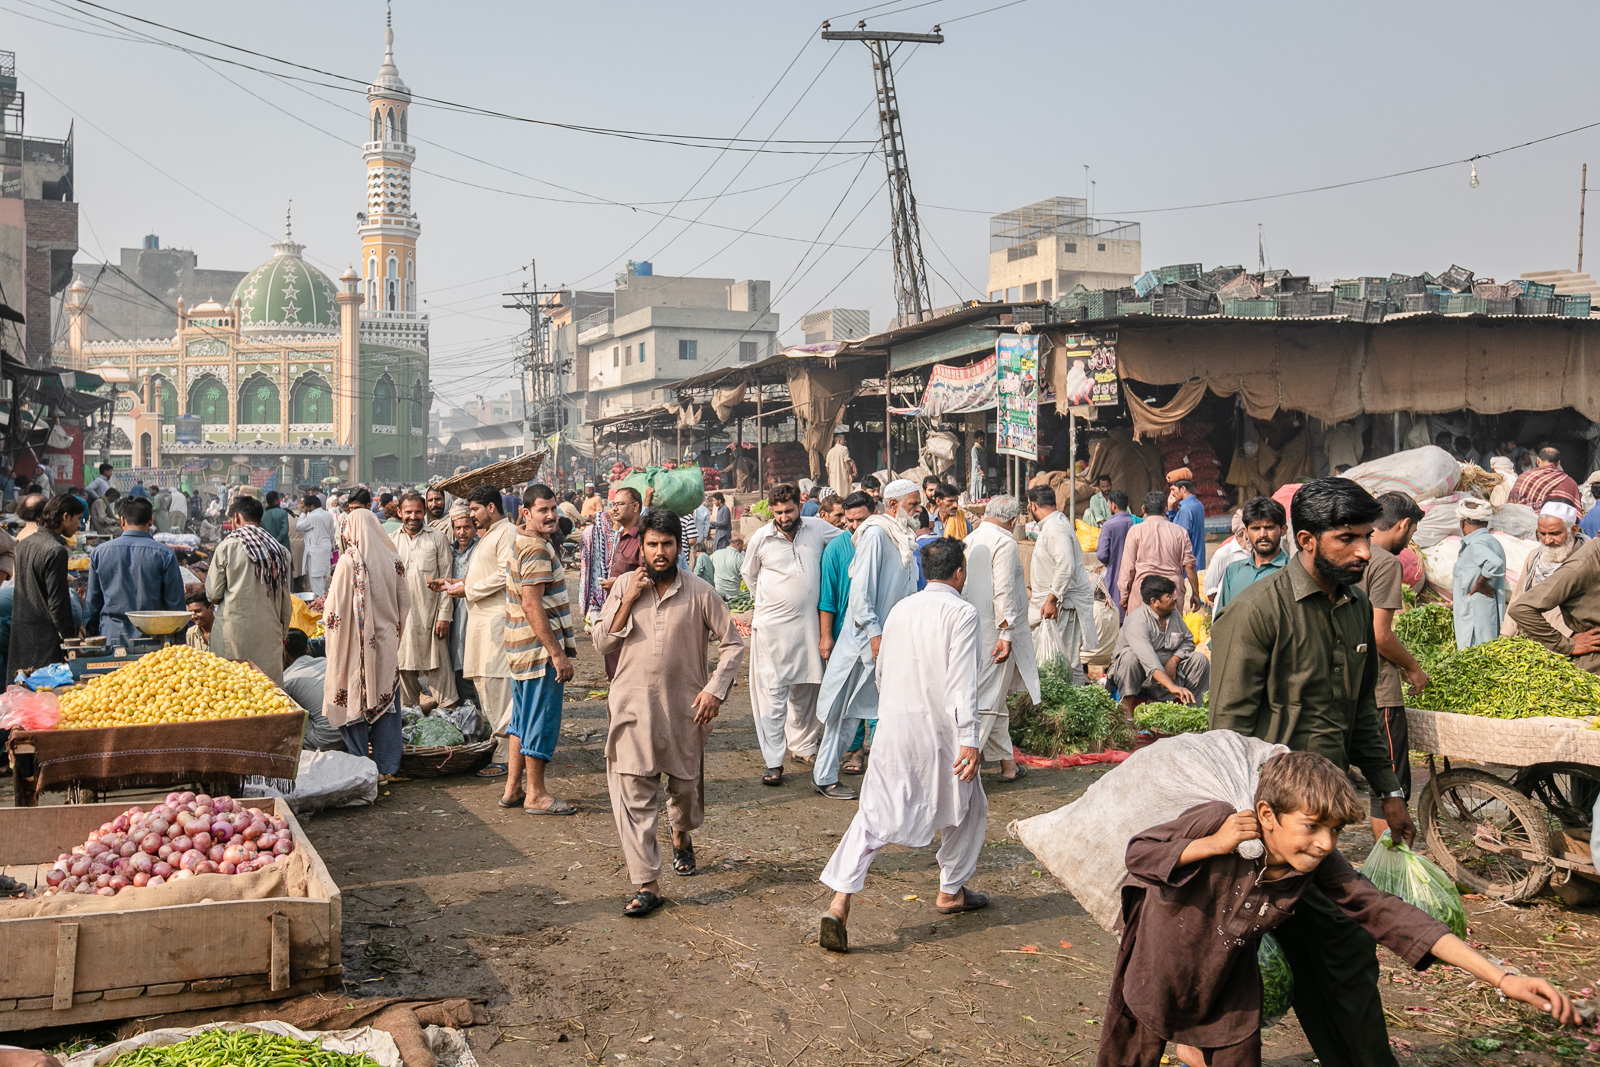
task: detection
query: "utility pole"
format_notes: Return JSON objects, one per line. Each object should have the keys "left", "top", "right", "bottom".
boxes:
{"left": 821, "top": 20, "right": 941, "bottom": 326}
{"left": 1580, "top": 163, "right": 1589, "bottom": 273}
{"left": 502, "top": 260, "right": 567, "bottom": 458}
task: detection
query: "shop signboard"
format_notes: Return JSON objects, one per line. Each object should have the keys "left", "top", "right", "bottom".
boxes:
{"left": 1059, "top": 330, "right": 1119, "bottom": 408}
{"left": 995, "top": 334, "right": 1039, "bottom": 459}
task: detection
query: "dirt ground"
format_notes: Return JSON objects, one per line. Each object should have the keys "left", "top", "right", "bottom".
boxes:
{"left": 282, "top": 656, "right": 1600, "bottom": 1067}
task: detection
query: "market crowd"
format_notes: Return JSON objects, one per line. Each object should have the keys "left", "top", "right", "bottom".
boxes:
{"left": 2, "top": 430, "right": 1592, "bottom": 1067}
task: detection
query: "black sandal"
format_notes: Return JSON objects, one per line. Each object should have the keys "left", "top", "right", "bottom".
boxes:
{"left": 761, "top": 767, "right": 783, "bottom": 786}
{"left": 497, "top": 792, "right": 526, "bottom": 808}
{"left": 840, "top": 753, "right": 866, "bottom": 776}
{"left": 673, "top": 841, "right": 697, "bottom": 876}
{"left": 623, "top": 889, "right": 663, "bottom": 917}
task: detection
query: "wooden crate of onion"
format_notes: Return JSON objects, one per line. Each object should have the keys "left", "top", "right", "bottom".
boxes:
{"left": 0, "top": 791, "right": 340, "bottom": 1032}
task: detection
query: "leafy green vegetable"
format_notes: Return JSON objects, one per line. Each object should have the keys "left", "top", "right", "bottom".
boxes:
{"left": 1133, "top": 701, "right": 1208, "bottom": 736}
{"left": 1392, "top": 604, "right": 1454, "bottom": 674}
{"left": 1011, "top": 660, "right": 1124, "bottom": 756}
{"left": 1410, "top": 636, "right": 1600, "bottom": 720}
{"left": 1361, "top": 832, "right": 1468, "bottom": 937}
{"left": 1258, "top": 933, "right": 1293, "bottom": 1027}
{"left": 751, "top": 499, "right": 772, "bottom": 520}
{"left": 411, "top": 717, "right": 466, "bottom": 748}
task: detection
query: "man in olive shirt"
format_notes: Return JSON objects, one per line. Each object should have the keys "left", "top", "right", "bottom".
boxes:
{"left": 1209, "top": 477, "right": 1413, "bottom": 1067}
{"left": 1359, "top": 491, "right": 1431, "bottom": 842}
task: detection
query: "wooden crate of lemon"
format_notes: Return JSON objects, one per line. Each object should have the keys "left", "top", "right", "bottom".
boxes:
{"left": 8, "top": 647, "right": 305, "bottom": 806}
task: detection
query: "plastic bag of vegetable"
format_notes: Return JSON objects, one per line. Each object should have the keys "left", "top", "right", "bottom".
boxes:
{"left": 410, "top": 716, "right": 467, "bottom": 748}
{"left": 618, "top": 465, "right": 705, "bottom": 516}
{"left": 1362, "top": 831, "right": 1467, "bottom": 937}
{"left": 1257, "top": 933, "right": 1293, "bottom": 1027}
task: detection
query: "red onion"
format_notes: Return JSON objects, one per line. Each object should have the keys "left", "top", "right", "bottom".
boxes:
{"left": 130, "top": 852, "right": 153, "bottom": 874}
{"left": 171, "top": 869, "right": 193, "bottom": 881}
{"left": 211, "top": 822, "right": 233, "bottom": 843}
{"left": 148, "top": 816, "right": 169, "bottom": 836}
{"left": 242, "top": 821, "right": 264, "bottom": 841}
{"left": 131, "top": 871, "right": 150, "bottom": 887}
{"left": 273, "top": 838, "right": 294, "bottom": 856}
{"left": 258, "top": 832, "right": 277, "bottom": 851}
{"left": 45, "top": 869, "right": 65, "bottom": 887}
{"left": 96, "top": 886, "right": 116, "bottom": 897}
{"left": 207, "top": 844, "right": 225, "bottom": 862}
{"left": 165, "top": 792, "right": 183, "bottom": 806}
{"left": 118, "top": 841, "right": 137, "bottom": 858}
{"left": 85, "top": 841, "right": 110, "bottom": 858}
{"left": 69, "top": 857, "right": 90, "bottom": 877}
{"left": 108, "top": 875, "right": 129, "bottom": 891}
{"left": 140, "top": 832, "right": 162, "bottom": 854}
{"left": 147, "top": 875, "right": 165, "bottom": 887}
{"left": 157, "top": 843, "right": 174, "bottom": 861}
{"left": 178, "top": 791, "right": 196, "bottom": 805}
{"left": 179, "top": 849, "right": 204, "bottom": 871}
{"left": 95, "top": 873, "right": 112, "bottom": 888}
{"left": 218, "top": 861, "right": 237, "bottom": 875}
{"left": 197, "top": 860, "right": 220, "bottom": 875}
{"left": 170, "top": 835, "right": 192, "bottom": 852}
{"left": 192, "top": 831, "right": 212, "bottom": 853}
{"left": 151, "top": 861, "right": 172, "bottom": 878}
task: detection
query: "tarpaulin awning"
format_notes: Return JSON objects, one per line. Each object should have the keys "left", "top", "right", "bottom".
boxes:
{"left": 890, "top": 354, "right": 997, "bottom": 416}
{"left": 1080, "top": 317, "right": 1600, "bottom": 437}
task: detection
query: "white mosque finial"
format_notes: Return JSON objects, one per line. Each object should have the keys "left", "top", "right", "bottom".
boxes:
{"left": 285, "top": 200, "right": 293, "bottom": 241}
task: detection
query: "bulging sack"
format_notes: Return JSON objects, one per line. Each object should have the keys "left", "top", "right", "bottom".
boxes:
{"left": 1009, "top": 731, "right": 1288, "bottom": 931}
{"left": 618, "top": 465, "right": 706, "bottom": 516}
{"left": 1344, "top": 445, "right": 1462, "bottom": 503}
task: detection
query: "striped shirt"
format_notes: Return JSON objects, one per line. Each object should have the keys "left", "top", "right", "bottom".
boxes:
{"left": 505, "top": 533, "right": 576, "bottom": 681}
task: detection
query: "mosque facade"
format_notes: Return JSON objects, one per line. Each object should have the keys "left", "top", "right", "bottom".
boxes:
{"left": 56, "top": 16, "right": 429, "bottom": 489}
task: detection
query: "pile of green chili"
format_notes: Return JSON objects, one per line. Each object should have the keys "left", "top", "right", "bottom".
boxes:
{"left": 1409, "top": 636, "right": 1600, "bottom": 721}
{"left": 107, "top": 1030, "right": 382, "bottom": 1067}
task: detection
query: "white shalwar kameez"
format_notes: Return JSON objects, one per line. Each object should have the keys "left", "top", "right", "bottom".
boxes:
{"left": 1028, "top": 510, "right": 1098, "bottom": 673}
{"left": 962, "top": 520, "right": 1040, "bottom": 763}
{"left": 820, "top": 582, "right": 987, "bottom": 895}
{"left": 813, "top": 518, "right": 919, "bottom": 787}
{"left": 740, "top": 516, "right": 842, "bottom": 767}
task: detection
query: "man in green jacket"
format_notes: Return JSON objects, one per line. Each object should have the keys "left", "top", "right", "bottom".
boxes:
{"left": 1209, "top": 476, "right": 1413, "bottom": 1067}
{"left": 262, "top": 490, "right": 292, "bottom": 553}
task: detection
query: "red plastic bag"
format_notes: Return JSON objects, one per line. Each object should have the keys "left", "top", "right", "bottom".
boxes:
{"left": 0, "top": 685, "right": 62, "bottom": 731}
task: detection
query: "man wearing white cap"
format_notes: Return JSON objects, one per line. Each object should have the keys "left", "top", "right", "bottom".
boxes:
{"left": 812, "top": 478, "right": 921, "bottom": 799}
{"left": 1518, "top": 502, "right": 1586, "bottom": 595}
{"left": 1451, "top": 497, "right": 1506, "bottom": 649}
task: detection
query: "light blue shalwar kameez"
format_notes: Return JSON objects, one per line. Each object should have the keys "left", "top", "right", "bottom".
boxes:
{"left": 1452, "top": 526, "right": 1507, "bottom": 649}
{"left": 812, "top": 522, "right": 919, "bottom": 788}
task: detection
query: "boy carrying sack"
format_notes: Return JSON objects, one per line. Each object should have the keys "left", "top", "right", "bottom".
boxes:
{"left": 1099, "top": 750, "right": 1576, "bottom": 1067}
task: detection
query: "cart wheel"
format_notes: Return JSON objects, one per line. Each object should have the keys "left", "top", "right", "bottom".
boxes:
{"left": 1419, "top": 767, "right": 1553, "bottom": 903}
{"left": 1511, "top": 762, "right": 1600, "bottom": 831}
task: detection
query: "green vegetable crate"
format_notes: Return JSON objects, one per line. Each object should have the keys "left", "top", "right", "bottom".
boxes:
{"left": 0, "top": 797, "right": 341, "bottom": 1032}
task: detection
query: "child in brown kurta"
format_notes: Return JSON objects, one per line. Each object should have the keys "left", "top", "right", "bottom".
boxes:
{"left": 1098, "top": 751, "right": 1576, "bottom": 1067}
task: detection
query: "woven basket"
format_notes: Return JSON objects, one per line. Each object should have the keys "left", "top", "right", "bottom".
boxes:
{"left": 398, "top": 738, "right": 496, "bottom": 778}
{"left": 434, "top": 451, "right": 548, "bottom": 498}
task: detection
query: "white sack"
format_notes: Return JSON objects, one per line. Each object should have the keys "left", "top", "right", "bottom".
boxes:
{"left": 1344, "top": 445, "right": 1462, "bottom": 503}
{"left": 245, "top": 748, "right": 379, "bottom": 815}
{"left": 1009, "top": 730, "right": 1289, "bottom": 931}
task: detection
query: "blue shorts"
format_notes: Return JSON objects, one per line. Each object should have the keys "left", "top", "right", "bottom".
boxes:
{"left": 508, "top": 673, "right": 564, "bottom": 762}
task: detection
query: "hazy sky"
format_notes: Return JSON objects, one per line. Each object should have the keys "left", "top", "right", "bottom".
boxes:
{"left": 11, "top": 1, "right": 1600, "bottom": 410}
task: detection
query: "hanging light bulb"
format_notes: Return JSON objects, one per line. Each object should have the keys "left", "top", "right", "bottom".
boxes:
{"left": 1469, "top": 161, "right": 1480, "bottom": 188}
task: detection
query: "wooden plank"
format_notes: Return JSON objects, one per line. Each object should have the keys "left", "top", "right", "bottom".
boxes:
{"left": 269, "top": 914, "right": 290, "bottom": 992}
{"left": 0, "top": 974, "right": 340, "bottom": 1035}
{"left": 52, "top": 923, "right": 79, "bottom": 1010}
{"left": 2, "top": 866, "right": 41, "bottom": 890}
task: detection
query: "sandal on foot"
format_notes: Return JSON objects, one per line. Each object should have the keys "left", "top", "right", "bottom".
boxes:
{"left": 935, "top": 889, "right": 990, "bottom": 915}
{"left": 524, "top": 797, "right": 578, "bottom": 816}
{"left": 761, "top": 767, "right": 783, "bottom": 786}
{"left": 623, "top": 889, "right": 663, "bottom": 917}
{"left": 672, "top": 841, "right": 696, "bottom": 876}
{"left": 497, "top": 792, "right": 526, "bottom": 808}
{"left": 840, "top": 754, "right": 865, "bottom": 776}
{"left": 788, "top": 753, "right": 814, "bottom": 767}
{"left": 999, "top": 764, "right": 1029, "bottom": 783}
{"left": 819, "top": 913, "right": 849, "bottom": 953}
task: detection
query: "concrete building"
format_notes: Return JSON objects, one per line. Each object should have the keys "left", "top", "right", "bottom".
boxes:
{"left": 69, "top": 237, "right": 247, "bottom": 343}
{"left": 799, "top": 307, "right": 869, "bottom": 343}
{"left": 576, "top": 266, "right": 778, "bottom": 422}
{"left": 987, "top": 196, "right": 1140, "bottom": 303}
{"left": 0, "top": 49, "right": 78, "bottom": 366}
{"left": 53, "top": 16, "right": 430, "bottom": 488}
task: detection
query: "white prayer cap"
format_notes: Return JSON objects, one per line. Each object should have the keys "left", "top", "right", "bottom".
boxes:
{"left": 1458, "top": 496, "right": 1494, "bottom": 522}
{"left": 883, "top": 478, "right": 919, "bottom": 500}
{"left": 1541, "top": 500, "right": 1580, "bottom": 525}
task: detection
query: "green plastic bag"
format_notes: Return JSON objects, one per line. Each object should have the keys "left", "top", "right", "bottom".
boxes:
{"left": 1362, "top": 831, "right": 1468, "bottom": 937}
{"left": 1257, "top": 933, "right": 1293, "bottom": 1027}
{"left": 618, "top": 465, "right": 705, "bottom": 517}
{"left": 411, "top": 717, "right": 466, "bottom": 748}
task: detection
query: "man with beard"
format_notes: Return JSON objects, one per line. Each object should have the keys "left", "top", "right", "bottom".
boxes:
{"left": 1518, "top": 502, "right": 1586, "bottom": 595}
{"left": 1210, "top": 477, "right": 1413, "bottom": 1067}
{"left": 1026, "top": 485, "right": 1098, "bottom": 675}
{"left": 1212, "top": 496, "right": 1289, "bottom": 616}
{"left": 740, "top": 483, "right": 841, "bottom": 785}
{"left": 393, "top": 491, "right": 457, "bottom": 708}
{"left": 812, "top": 479, "right": 922, "bottom": 799}
{"left": 425, "top": 486, "right": 451, "bottom": 533}
{"left": 594, "top": 508, "right": 744, "bottom": 917}
{"left": 1361, "top": 491, "right": 1430, "bottom": 841}
{"left": 1508, "top": 513, "right": 1600, "bottom": 674}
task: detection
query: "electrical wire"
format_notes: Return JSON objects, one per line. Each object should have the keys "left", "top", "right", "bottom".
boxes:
{"left": 59, "top": 0, "right": 872, "bottom": 154}
{"left": 939, "top": 0, "right": 1034, "bottom": 24}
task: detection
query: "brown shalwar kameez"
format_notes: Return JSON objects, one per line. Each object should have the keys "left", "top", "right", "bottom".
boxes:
{"left": 1098, "top": 801, "right": 1450, "bottom": 1067}
{"left": 593, "top": 569, "right": 744, "bottom": 885}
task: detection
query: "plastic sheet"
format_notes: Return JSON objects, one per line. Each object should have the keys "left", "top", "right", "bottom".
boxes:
{"left": 0, "top": 684, "right": 60, "bottom": 730}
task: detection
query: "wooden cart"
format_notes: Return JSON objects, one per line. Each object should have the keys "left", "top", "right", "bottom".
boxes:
{"left": 0, "top": 797, "right": 341, "bottom": 1032}
{"left": 1408, "top": 707, "right": 1600, "bottom": 903}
